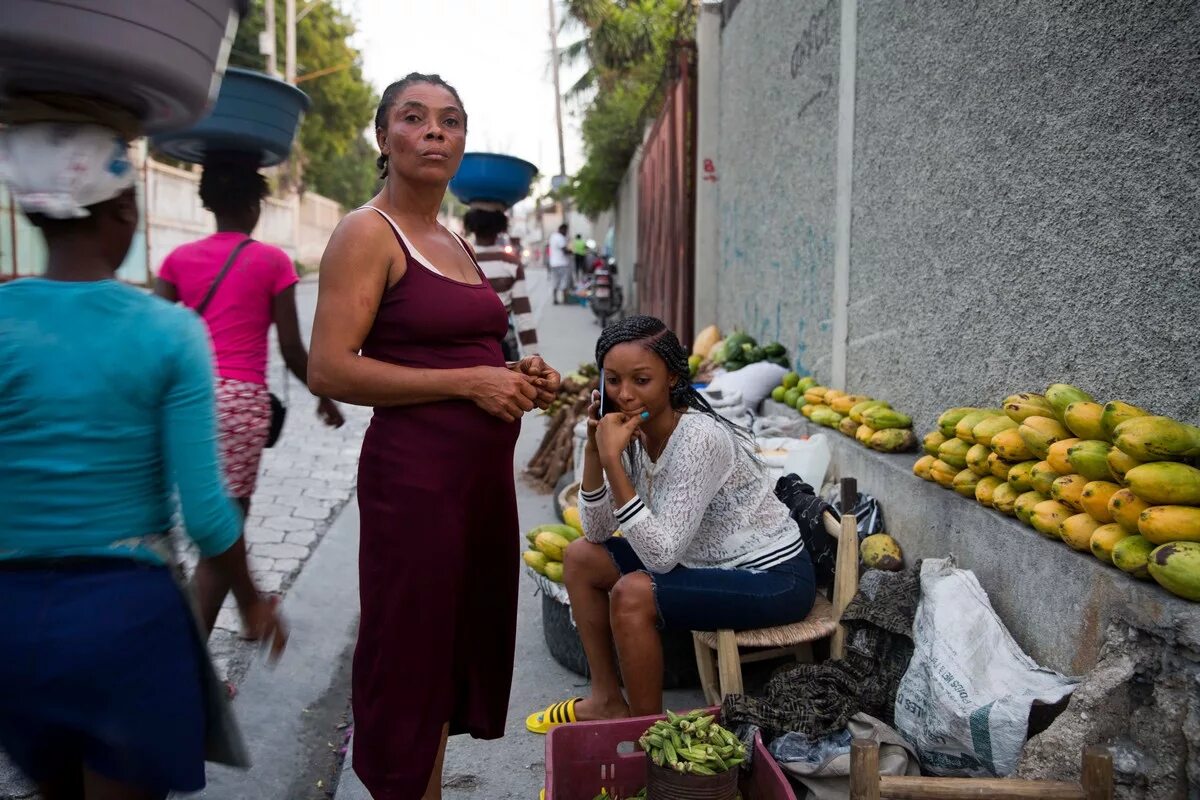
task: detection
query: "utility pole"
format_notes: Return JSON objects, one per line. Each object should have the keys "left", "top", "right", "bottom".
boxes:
{"left": 285, "top": 0, "right": 297, "bottom": 84}
{"left": 547, "top": 0, "right": 569, "bottom": 217}
{"left": 263, "top": 0, "right": 279, "bottom": 77}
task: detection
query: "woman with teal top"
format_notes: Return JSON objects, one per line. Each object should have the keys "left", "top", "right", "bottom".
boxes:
{"left": 0, "top": 121, "right": 287, "bottom": 798}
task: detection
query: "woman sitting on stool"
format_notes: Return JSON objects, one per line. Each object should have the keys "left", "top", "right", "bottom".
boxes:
{"left": 527, "top": 315, "right": 816, "bottom": 733}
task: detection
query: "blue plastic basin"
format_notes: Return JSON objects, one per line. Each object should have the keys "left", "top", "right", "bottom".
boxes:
{"left": 150, "top": 68, "right": 311, "bottom": 167}
{"left": 449, "top": 152, "right": 538, "bottom": 208}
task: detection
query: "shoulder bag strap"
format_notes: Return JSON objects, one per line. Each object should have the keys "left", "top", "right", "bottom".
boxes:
{"left": 195, "top": 238, "right": 255, "bottom": 318}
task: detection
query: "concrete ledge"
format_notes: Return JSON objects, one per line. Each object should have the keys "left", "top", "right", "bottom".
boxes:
{"left": 760, "top": 400, "right": 1200, "bottom": 675}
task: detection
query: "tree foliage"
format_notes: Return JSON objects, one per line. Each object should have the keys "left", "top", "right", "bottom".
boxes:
{"left": 228, "top": 1, "right": 379, "bottom": 207}
{"left": 560, "top": 0, "right": 694, "bottom": 216}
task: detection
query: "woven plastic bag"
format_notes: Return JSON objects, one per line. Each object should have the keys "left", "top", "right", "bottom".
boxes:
{"left": 893, "top": 558, "right": 1079, "bottom": 777}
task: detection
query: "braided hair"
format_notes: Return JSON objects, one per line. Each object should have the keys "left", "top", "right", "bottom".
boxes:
{"left": 595, "top": 316, "right": 759, "bottom": 471}
{"left": 199, "top": 154, "right": 268, "bottom": 217}
{"left": 374, "top": 72, "right": 468, "bottom": 179}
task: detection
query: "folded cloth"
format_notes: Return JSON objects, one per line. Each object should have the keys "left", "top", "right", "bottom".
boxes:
{"left": 721, "top": 565, "right": 921, "bottom": 739}
{"left": 0, "top": 122, "right": 134, "bottom": 219}
{"left": 774, "top": 475, "right": 837, "bottom": 587}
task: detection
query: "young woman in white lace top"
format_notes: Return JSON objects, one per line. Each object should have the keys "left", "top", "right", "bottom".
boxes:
{"left": 526, "top": 316, "right": 816, "bottom": 734}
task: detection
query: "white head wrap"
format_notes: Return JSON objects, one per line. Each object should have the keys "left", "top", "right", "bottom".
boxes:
{"left": 0, "top": 123, "right": 135, "bottom": 219}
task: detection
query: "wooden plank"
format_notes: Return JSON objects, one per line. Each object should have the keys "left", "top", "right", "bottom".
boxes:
{"left": 830, "top": 477, "right": 858, "bottom": 659}
{"left": 1081, "top": 746, "right": 1114, "bottom": 800}
{"left": 878, "top": 777, "right": 1083, "bottom": 799}
{"left": 849, "top": 740, "right": 880, "bottom": 800}
{"left": 823, "top": 510, "right": 841, "bottom": 540}
{"left": 715, "top": 629, "right": 743, "bottom": 699}
{"left": 691, "top": 632, "right": 720, "bottom": 707}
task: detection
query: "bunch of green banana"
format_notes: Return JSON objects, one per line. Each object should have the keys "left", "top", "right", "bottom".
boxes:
{"left": 638, "top": 709, "right": 746, "bottom": 776}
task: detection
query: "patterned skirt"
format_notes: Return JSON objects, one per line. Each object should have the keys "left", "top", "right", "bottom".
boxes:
{"left": 215, "top": 378, "right": 271, "bottom": 498}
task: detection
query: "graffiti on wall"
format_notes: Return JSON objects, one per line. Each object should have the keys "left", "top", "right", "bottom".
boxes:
{"left": 720, "top": 195, "right": 834, "bottom": 374}
{"left": 790, "top": 0, "right": 839, "bottom": 78}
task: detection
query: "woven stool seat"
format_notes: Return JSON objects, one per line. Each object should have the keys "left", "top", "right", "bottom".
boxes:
{"left": 694, "top": 593, "right": 836, "bottom": 650}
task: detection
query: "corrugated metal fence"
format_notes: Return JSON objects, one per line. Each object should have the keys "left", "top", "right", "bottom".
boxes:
{"left": 637, "top": 43, "right": 697, "bottom": 347}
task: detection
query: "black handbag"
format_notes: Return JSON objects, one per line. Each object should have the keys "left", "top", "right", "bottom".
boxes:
{"left": 194, "top": 238, "right": 288, "bottom": 448}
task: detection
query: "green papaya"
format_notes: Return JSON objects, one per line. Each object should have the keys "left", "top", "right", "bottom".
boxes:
{"left": 1113, "top": 416, "right": 1200, "bottom": 462}
{"left": 1112, "top": 535, "right": 1155, "bottom": 580}
{"left": 1101, "top": 401, "right": 1149, "bottom": 440}
{"left": 953, "top": 468, "right": 980, "bottom": 498}
{"left": 966, "top": 443, "right": 993, "bottom": 476}
{"left": 862, "top": 407, "right": 913, "bottom": 430}
{"left": 1063, "top": 401, "right": 1108, "bottom": 441}
{"left": 1003, "top": 393, "right": 1056, "bottom": 424}
{"left": 937, "top": 407, "right": 978, "bottom": 439}
{"left": 1067, "top": 440, "right": 1115, "bottom": 482}
{"left": 869, "top": 428, "right": 916, "bottom": 453}
{"left": 545, "top": 561, "right": 565, "bottom": 583}
{"left": 1045, "top": 383, "right": 1094, "bottom": 420}
{"left": 973, "top": 415, "right": 1018, "bottom": 446}
{"left": 1006, "top": 461, "right": 1039, "bottom": 493}
{"left": 522, "top": 550, "right": 549, "bottom": 575}
{"left": 923, "top": 430, "right": 949, "bottom": 457}
{"left": 1015, "top": 491, "right": 1049, "bottom": 525}
{"left": 1147, "top": 542, "right": 1200, "bottom": 601}
{"left": 954, "top": 409, "right": 1004, "bottom": 443}
{"left": 1125, "top": 462, "right": 1200, "bottom": 506}
{"left": 937, "top": 438, "right": 972, "bottom": 469}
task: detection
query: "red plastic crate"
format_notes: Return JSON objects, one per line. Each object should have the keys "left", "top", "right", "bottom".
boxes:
{"left": 544, "top": 708, "right": 797, "bottom": 800}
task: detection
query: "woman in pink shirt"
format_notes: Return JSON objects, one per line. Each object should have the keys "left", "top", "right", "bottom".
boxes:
{"left": 155, "top": 156, "right": 343, "bottom": 631}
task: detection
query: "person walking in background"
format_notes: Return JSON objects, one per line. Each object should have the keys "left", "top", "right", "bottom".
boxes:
{"left": 0, "top": 120, "right": 287, "bottom": 798}
{"left": 571, "top": 232, "right": 589, "bottom": 281}
{"left": 154, "top": 153, "right": 344, "bottom": 632}
{"left": 462, "top": 202, "right": 539, "bottom": 361}
{"left": 548, "top": 222, "right": 571, "bottom": 304}
{"left": 307, "top": 72, "right": 562, "bottom": 800}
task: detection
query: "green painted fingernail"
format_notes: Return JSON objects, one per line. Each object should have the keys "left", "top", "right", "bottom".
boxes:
{"left": 641, "top": 411, "right": 650, "bottom": 419}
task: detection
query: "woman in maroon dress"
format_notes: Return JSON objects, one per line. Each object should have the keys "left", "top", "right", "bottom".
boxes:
{"left": 309, "top": 73, "right": 560, "bottom": 799}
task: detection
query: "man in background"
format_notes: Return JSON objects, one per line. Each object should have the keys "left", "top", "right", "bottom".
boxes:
{"left": 548, "top": 223, "right": 571, "bottom": 305}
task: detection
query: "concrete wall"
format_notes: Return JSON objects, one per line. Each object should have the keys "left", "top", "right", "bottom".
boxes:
{"left": 718, "top": 0, "right": 1200, "bottom": 432}
{"left": 614, "top": 142, "right": 644, "bottom": 311}
{"left": 717, "top": 0, "right": 840, "bottom": 378}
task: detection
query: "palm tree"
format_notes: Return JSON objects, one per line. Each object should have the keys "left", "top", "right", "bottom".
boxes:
{"left": 558, "top": 0, "right": 690, "bottom": 98}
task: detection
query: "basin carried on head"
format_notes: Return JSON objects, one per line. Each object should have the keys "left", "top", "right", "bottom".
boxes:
{"left": 151, "top": 69, "right": 312, "bottom": 167}
{"left": 0, "top": 0, "right": 248, "bottom": 134}
{"left": 449, "top": 152, "right": 539, "bottom": 209}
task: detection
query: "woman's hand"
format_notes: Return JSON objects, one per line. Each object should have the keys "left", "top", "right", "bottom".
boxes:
{"left": 316, "top": 397, "right": 345, "bottom": 428}
{"left": 240, "top": 594, "right": 289, "bottom": 663}
{"left": 469, "top": 366, "right": 539, "bottom": 422}
{"left": 595, "top": 408, "right": 646, "bottom": 469}
{"left": 513, "top": 356, "right": 561, "bottom": 409}
{"left": 585, "top": 390, "right": 601, "bottom": 451}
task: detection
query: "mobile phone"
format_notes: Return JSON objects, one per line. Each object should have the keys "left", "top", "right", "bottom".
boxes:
{"left": 598, "top": 368, "right": 617, "bottom": 417}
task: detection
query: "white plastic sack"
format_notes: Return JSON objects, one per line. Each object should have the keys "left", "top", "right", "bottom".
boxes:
{"left": 782, "top": 434, "right": 832, "bottom": 490}
{"left": 707, "top": 361, "right": 788, "bottom": 411}
{"left": 893, "top": 558, "right": 1079, "bottom": 778}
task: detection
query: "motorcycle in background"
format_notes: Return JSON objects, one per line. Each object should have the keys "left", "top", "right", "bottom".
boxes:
{"left": 588, "top": 257, "right": 624, "bottom": 328}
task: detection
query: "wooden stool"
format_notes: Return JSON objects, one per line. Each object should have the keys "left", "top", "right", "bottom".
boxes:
{"left": 692, "top": 478, "right": 862, "bottom": 704}
{"left": 849, "top": 739, "right": 1114, "bottom": 800}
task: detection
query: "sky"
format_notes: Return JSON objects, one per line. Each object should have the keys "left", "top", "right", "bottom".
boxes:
{"left": 347, "top": 0, "right": 587, "bottom": 191}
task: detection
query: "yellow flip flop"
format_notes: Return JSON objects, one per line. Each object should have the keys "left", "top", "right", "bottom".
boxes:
{"left": 526, "top": 697, "right": 583, "bottom": 735}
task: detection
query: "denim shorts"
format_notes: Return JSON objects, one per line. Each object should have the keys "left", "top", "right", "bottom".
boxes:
{"left": 0, "top": 559, "right": 207, "bottom": 792}
{"left": 603, "top": 538, "right": 817, "bottom": 632}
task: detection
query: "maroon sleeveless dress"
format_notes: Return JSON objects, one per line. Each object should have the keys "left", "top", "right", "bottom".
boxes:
{"left": 352, "top": 208, "right": 520, "bottom": 798}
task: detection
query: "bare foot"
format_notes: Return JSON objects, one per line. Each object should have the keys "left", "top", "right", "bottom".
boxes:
{"left": 572, "top": 695, "right": 631, "bottom": 722}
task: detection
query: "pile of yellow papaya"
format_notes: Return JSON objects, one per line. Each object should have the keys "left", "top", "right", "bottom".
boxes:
{"left": 913, "top": 383, "right": 1200, "bottom": 602}
{"left": 780, "top": 380, "right": 917, "bottom": 454}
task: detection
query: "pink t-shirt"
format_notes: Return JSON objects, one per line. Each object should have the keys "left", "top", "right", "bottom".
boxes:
{"left": 158, "top": 233, "right": 299, "bottom": 385}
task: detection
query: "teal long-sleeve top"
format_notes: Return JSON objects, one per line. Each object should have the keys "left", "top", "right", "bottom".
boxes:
{"left": 0, "top": 278, "right": 241, "bottom": 564}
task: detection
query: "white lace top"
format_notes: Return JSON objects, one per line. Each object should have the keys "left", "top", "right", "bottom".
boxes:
{"left": 578, "top": 411, "right": 804, "bottom": 574}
